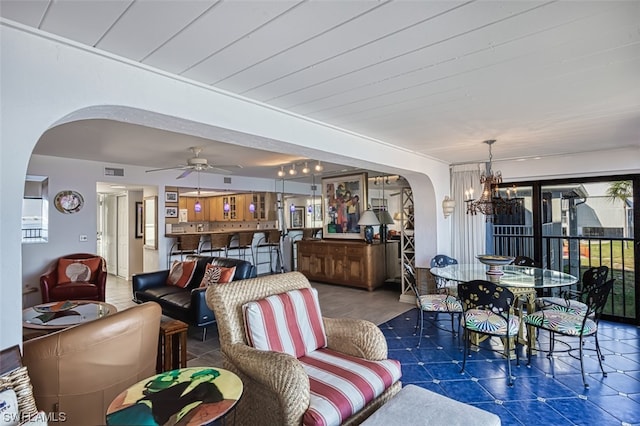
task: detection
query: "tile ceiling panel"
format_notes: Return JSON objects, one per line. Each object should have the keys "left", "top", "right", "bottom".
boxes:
{"left": 216, "top": 1, "right": 463, "bottom": 96}
{"left": 269, "top": 1, "right": 623, "bottom": 114}
{"left": 256, "top": 1, "right": 551, "bottom": 110}
{"left": 40, "top": 0, "right": 132, "bottom": 46}
{"left": 143, "top": 1, "right": 301, "bottom": 75}
{"left": 302, "top": 17, "right": 640, "bottom": 126}
{"left": 96, "top": 0, "right": 214, "bottom": 61}
{"left": 1, "top": 0, "right": 638, "bottom": 175}
{"left": 0, "top": 0, "right": 49, "bottom": 27}
{"left": 182, "top": 0, "right": 382, "bottom": 85}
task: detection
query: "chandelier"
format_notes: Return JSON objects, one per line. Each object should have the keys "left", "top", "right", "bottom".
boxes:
{"left": 465, "top": 140, "right": 519, "bottom": 222}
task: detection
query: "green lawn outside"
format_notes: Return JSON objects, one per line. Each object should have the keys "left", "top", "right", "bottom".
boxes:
{"left": 580, "top": 240, "right": 635, "bottom": 318}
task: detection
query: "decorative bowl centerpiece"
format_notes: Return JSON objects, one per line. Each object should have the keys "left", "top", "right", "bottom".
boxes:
{"left": 476, "top": 255, "right": 515, "bottom": 276}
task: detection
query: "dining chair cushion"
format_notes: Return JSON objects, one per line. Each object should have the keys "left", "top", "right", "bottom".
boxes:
{"left": 524, "top": 310, "right": 597, "bottom": 336}
{"left": 463, "top": 309, "right": 520, "bottom": 336}
{"left": 243, "top": 288, "right": 327, "bottom": 358}
{"left": 417, "top": 294, "right": 462, "bottom": 313}
{"left": 166, "top": 260, "right": 197, "bottom": 288}
{"left": 536, "top": 297, "right": 588, "bottom": 316}
{"left": 299, "top": 348, "right": 402, "bottom": 426}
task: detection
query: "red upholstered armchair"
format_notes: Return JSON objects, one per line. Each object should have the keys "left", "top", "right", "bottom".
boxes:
{"left": 40, "top": 253, "right": 107, "bottom": 303}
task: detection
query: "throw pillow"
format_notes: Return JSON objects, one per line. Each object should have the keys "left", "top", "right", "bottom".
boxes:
{"left": 243, "top": 287, "right": 327, "bottom": 358}
{"left": 57, "top": 257, "right": 102, "bottom": 284}
{"left": 199, "top": 264, "right": 236, "bottom": 287}
{"left": 166, "top": 260, "right": 197, "bottom": 288}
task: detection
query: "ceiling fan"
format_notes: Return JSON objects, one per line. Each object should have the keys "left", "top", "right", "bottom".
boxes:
{"left": 145, "top": 147, "right": 242, "bottom": 179}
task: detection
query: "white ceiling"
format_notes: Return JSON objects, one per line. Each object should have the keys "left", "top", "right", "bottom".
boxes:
{"left": 2, "top": 0, "right": 639, "bottom": 181}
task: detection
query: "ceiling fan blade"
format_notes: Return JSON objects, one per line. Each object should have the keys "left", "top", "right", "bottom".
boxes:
{"left": 207, "top": 166, "right": 233, "bottom": 174}
{"left": 176, "top": 169, "right": 194, "bottom": 179}
{"left": 145, "top": 166, "right": 183, "bottom": 173}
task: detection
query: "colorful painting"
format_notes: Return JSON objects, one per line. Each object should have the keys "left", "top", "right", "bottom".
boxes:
{"left": 322, "top": 173, "right": 367, "bottom": 240}
{"left": 106, "top": 367, "right": 242, "bottom": 426}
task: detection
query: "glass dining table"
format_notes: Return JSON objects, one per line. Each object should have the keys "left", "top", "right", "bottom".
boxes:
{"left": 430, "top": 264, "right": 579, "bottom": 352}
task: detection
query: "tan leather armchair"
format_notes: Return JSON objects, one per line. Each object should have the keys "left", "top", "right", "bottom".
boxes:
{"left": 22, "top": 302, "right": 162, "bottom": 426}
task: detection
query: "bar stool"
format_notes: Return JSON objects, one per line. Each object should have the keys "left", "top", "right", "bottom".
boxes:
{"left": 235, "top": 231, "right": 255, "bottom": 262}
{"left": 167, "top": 234, "right": 201, "bottom": 265}
{"left": 254, "top": 229, "right": 283, "bottom": 274}
{"left": 199, "top": 233, "right": 231, "bottom": 257}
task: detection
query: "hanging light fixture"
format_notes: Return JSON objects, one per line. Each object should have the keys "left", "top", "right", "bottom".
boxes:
{"left": 465, "top": 140, "right": 519, "bottom": 222}
{"left": 314, "top": 161, "right": 324, "bottom": 172}
{"left": 248, "top": 193, "right": 256, "bottom": 214}
{"left": 302, "top": 161, "right": 310, "bottom": 174}
{"left": 289, "top": 163, "right": 297, "bottom": 176}
{"left": 194, "top": 170, "right": 202, "bottom": 213}
{"left": 223, "top": 197, "right": 230, "bottom": 213}
{"left": 290, "top": 203, "right": 296, "bottom": 212}
{"left": 277, "top": 165, "right": 286, "bottom": 177}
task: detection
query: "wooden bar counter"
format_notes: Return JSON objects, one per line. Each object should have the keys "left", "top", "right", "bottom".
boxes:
{"left": 296, "top": 239, "right": 386, "bottom": 291}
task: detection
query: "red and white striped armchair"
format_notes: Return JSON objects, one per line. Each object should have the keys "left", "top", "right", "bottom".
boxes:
{"left": 205, "top": 272, "right": 402, "bottom": 426}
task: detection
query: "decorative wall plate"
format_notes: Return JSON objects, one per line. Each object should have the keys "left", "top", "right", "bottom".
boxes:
{"left": 54, "top": 190, "right": 84, "bottom": 214}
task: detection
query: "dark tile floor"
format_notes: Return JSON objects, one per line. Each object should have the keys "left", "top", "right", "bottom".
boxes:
{"left": 380, "top": 309, "right": 640, "bottom": 426}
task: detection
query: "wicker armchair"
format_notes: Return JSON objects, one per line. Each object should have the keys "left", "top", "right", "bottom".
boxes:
{"left": 205, "top": 272, "right": 401, "bottom": 426}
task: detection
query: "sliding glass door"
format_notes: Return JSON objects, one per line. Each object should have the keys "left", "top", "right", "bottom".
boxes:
{"left": 492, "top": 175, "right": 638, "bottom": 324}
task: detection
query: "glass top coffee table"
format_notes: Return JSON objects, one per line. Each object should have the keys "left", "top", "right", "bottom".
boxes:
{"left": 106, "top": 367, "right": 243, "bottom": 426}
{"left": 22, "top": 300, "right": 117, "bottom": 330}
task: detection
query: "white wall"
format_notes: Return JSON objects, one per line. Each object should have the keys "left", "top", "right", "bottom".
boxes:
{"left": 1, "top": 23, "right": 447, "bottom": 349}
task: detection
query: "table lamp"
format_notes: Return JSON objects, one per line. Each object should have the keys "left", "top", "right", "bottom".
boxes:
{"left": 358, "top": 210, "right": 380, "bottom": 244}
{"left": 377, "top": 210, "right": 395, "bottom": 243}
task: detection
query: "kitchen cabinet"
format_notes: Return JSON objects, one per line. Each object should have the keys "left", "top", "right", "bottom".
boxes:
{"left": 246, "top": 192, "right": 277, "bottom": 221}
{"left": 178, "top": 192, "right": 278, "bottom": 222}
{"left": 221, "top": 194, "right": 245, "bottom": 221}
{"left": 185, "top": 197, "right": 208, "bottom": 222}
{"left": 178, "top": 197, "right": 208, "bottom": 222}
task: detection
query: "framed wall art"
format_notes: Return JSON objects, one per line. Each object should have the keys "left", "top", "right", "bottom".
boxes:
{"left": 290, "top": 206, "right": 305, "bottom": 228}
{"left": 322, "top": 172, "right": 367, "bottom": 240}
{"left": 165, "top": 191, "right": 178, "bottom": 203}
{"left": 165, "top": 206, "right": 178, "bottom": 218}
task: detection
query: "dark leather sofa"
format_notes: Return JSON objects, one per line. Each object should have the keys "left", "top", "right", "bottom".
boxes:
{"left": 132, "top": 256, "right": 256, "bottom": 338}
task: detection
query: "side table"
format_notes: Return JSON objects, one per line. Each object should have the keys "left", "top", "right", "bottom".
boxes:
{"left": 106, "top": 367, "right": 243, "bottom": 426}
{"left": 157, "top": 319, "right": 189, "bottom": 373}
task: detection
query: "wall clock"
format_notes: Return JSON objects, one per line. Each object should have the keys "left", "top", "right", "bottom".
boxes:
{"left": 54, "top": 190, "right": 84, "bottom": 214}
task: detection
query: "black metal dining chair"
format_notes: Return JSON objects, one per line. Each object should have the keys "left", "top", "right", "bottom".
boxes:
{"left": 512, "top": 255, "right": 540, "bottom": 267}
{"left": 458, "top": 280, "right": 520, "bottom": 386}
{"left": 524, "top": 279, "right": 614, "bottom": 388}
{"left": 430, "top": 254, "right": 459, "bottom": 292}
{"left": 536, "top": 265, "right": 609, "bottom": 316}
{"left": 406, "top": 263, "right": 462, "bottom": 347}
